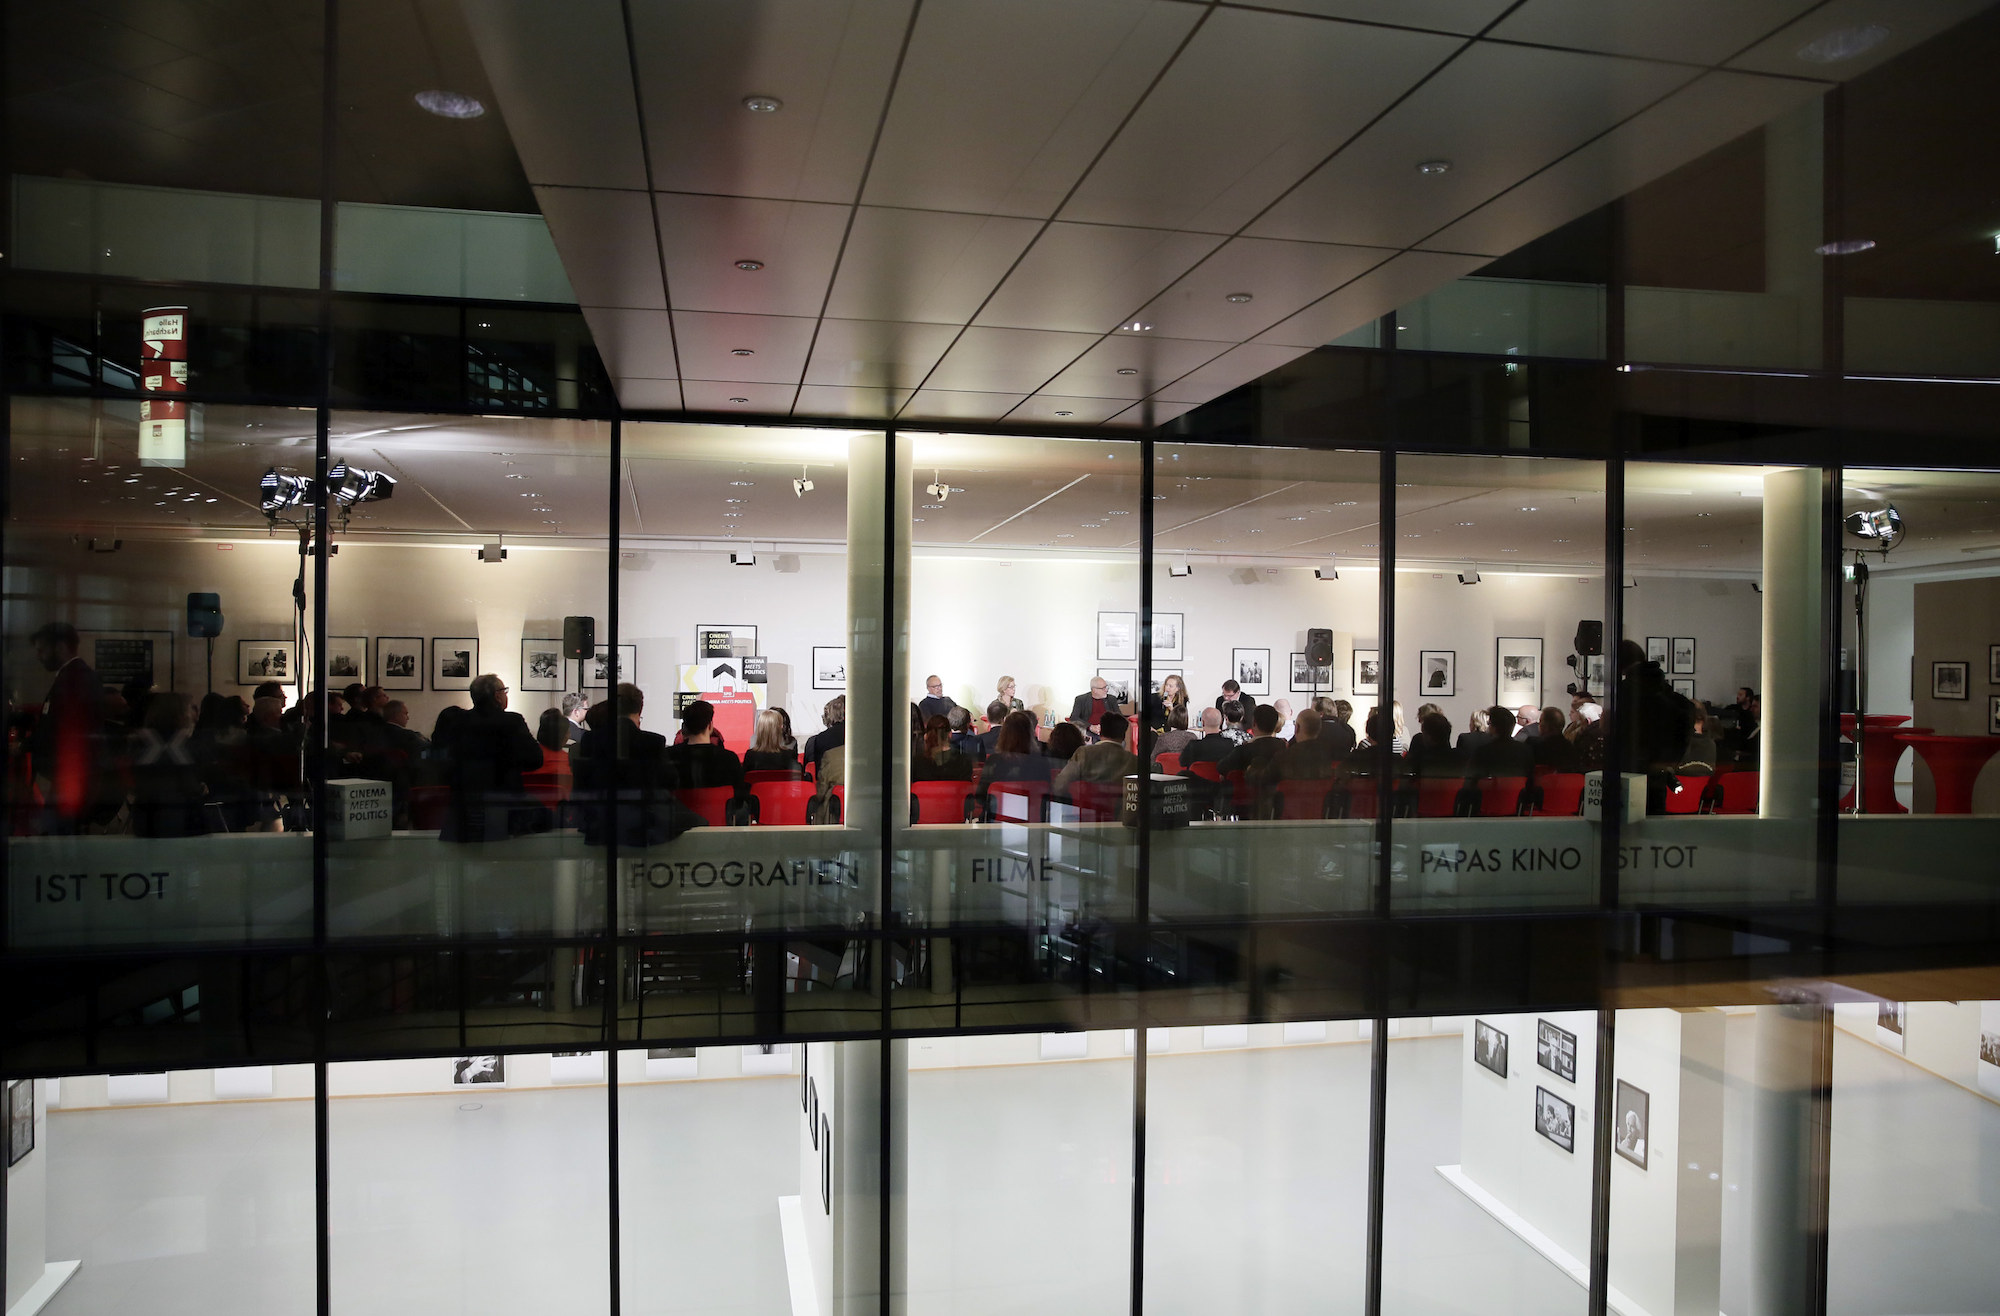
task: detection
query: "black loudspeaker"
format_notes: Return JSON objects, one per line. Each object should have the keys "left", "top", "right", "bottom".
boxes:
{"left": 1306, "top": 628, "right": 1334, "bottom": 666}
{"left": 563, "top": 615, "right": 595, "bottom": 660}
{"left": 1574, "top": 620, "right": 1603, "bottom": 656}
{"left": 187, "top": 592, "right": 223, "bottom": 638}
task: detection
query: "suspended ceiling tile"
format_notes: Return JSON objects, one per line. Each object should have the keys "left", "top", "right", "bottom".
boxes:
{"left": 1153, "top": 341, "right": 1314, "bottom": 404}
{"left": 1003, "top": 394, "right": 1135, "bottom": 425}
{"left": 680, "top": 380, "right": 802, "bottom": 412}
{"left": 1490, "top": 0, "right": 1818, "bottom": 66}
{"left": 1106, "top": 398, "right": 1196, "bottom": 427}
{"left": 1426, "top": 70, "right": 1824, "bottom": 258}
{"left": 531, "top": 186, "right": 664, "bottom": 308}
{"left": 1059, "top": 9, "right": 1462, "bottom": 233}
{"left": 973, "top": 223, "right": 1224, "bottom": 333}
{"left": 861, "top": 0, "right": 1197, "bottom": 217}
{"left": 463, "top": 0, "right": 648, "bottom": 189}
{"left": 1247, "top": 42, "right": 1699, "bottom": 248}
{"left": 794, "top": 383, "right": 914, "bottom": 418}
{"left": 670, "top": 310, "right": 819, "bottom": 383}
{"left": 920, "top": 325, "right": 1104, "bottom": 394}
{"left": 1726, "top": 0, "right": 1995, "bottom": 79}
{"left": 803, "top": 318, "right": 962, "bottom": 389}
{"left": 824, "top": 208, "right": 1043, "bottom": 324}
{"left": 1252, "top": 249, "right": 1489, "bottom": 346}
{"left": 617, "top": 377, "right": 684, "bottom": 410}
{"left": 654, "top": 192, "right": 851, "bottom": 317}
{"left": 1236, "top": 0, "right": 1514, "bottom": 33}
{"left": 899, "top": 388, "right": 1031, "bottom": 422}
{"left": 625, "top": 0, "right": 913, "bottom": 203}
{"left": 1042, "top": 335, "right": 1236, "bottom": 399}
{"left": 583, "top": 307, "right": 681, "bottom": 378}
{"left": 1130, "top": 237, "right": 1396, "bottom": 340}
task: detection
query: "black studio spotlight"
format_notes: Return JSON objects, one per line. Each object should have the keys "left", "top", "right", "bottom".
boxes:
{"left": 325, "top": 462, "right": 397, "bottom": 508}
{"left": 259, "top": 468, "right": 314, "bottom": 517}
{"left": 1843, "top": 505, "right": 1902, "bottom": 549}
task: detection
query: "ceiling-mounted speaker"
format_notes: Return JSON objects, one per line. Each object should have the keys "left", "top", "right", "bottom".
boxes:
{"left": 1306, "top": 628, "right": 1334, "bottom": 666}
{"left": 563, "top": 615, "right": 595, "bottom": 660}
{"left": 187, "top": 592, "right": 223, "bottom": 638}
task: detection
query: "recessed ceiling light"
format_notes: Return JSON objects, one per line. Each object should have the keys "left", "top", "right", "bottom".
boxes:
{"left": 1816, "top": 239, "right": 1876, "bottom": 256}
{"left": 1057, "top": 533, "right": 1075, "bottom": 538}
{"left": 729, "top": 397, "right": 750, "bottom": 404}
{"left": 730, "top": 348, "right": 755, "bottom": 356}
{"left": 1117, "top": 368, "right": 1138, "bottom": 376}
{"left": 1416, "top": 159, "right": 1451, "bottom": 176}
{"left": 1225, "top": 292, "right": 1253, "bottom": 304}
{"left": 730, "top": 480, "right": 754, "bottom": 487}
{"left": 1333, "top": 501, "right": 1357, "bottom": 507}
{"left": 1054, "top": 410, "right": 1073, "bottom": 417}
{"left": 1107, "top": 509, "right": 1128, "bottom": 515}
{"left": 726, "top": 498, "right": 743, "bottom": 504}
{"left": 743, "top": 95, "right": 783, "bottom": 113}
{"left": 1520, "top": 506, "right": 1538, "bottom": 512}
{"left": 506, "top": 473, "right": 525, "bottom": 479}
{"left": 532, "top": 506, "right": 551, "bottom": 512}
{"left": 734, "top": 260, "right": 764, "bottom": 271}
{"left": 415, "top": 90, "right": 484, "bottom": 119}
{"left": 1121, "top": 321, "right": 1152, "bottom": 332}
{"left": 1695, "top": 511, "right": 1712, "bottom": 518}
{"left": 1796, "top": 24, "right": 1889, "bottom": 63}
{"left": 1457, "top": 521, "right": 1475, "bottom": 526}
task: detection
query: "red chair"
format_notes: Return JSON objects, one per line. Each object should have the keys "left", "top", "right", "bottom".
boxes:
{"left": 753, "top": 780, "right": 817, "bottom": 825}
{"left": 1340, "top": 778, "right": 1382, "bottom": 820}
{"left": 984, "top": 781, "right": 1048, "bottom": 823}
{"left": 522, "top": 768, "right": 570, "bottom": 811}
{"left": 1475, "top": 776, "right": 1528, "bottom": 818}
{"left": 910, "top": 780, "right": 977, "bottom": 824}
{"left": 814, "top": 785, "right": 845, "bottom": 824}
{"left": 1531, "top": 773, "right": 1587, "bottom": 817}
{"left": 1710, "top": 771, "right": 1759, "bottom": 815}
{"left": 1273, "top": 779, "right": 1335, "bottom": 820}
{"left": 1068, "top": 780, "right": 1123, "bottom": 822}
{"left": 1187, "top": 761, "right": 1222, "bottom": 782}
{"left": 673, "top": 786, "right": 739, "bottom": 827}
{"left": 1662, "top": 774, "right": 1708, "bottom": 815}
{"left": 1412, "top": 777, "right": 1463, "bottom": 818}
{"left": 1225, "top": 770, "right": 1255, "bottom": 819}
{"left": 409, "top": 785, "right": 451, "bottom": 830}
{"left": 746, "top": 769, "right": 800, "bottom": 784}
{"left": 1155, "top": 752, "right": 1183, "bottom": 776}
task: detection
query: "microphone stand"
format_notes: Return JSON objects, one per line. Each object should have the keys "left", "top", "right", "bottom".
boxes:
{"left": 1851, "top": 553, "right": 1869, "bottom": 815}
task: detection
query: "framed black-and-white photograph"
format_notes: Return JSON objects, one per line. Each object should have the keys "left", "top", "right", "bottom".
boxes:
{"left": 1232, "top": 648, "right": 1271, "bottom": 696}
{"left": 1646, "top": 636, "right": 1669, "bottom": 667}
{"left": 1420, "top": 649, "right": 1456, "bottom": 697}
{"left": 812, "top": 646, "right": 847, "bottom": 690}
{"left": 1614, "top": 1079, "right": 1650, "bottom": 1169}
{"left": 1535, "top": 1086, "right": 1575, "bottom": 1153}
{"left": 1990, "top": 696, "right": 2000, "bottom": 735}
{"left": 583, "top": 644, "right": 637, "bottom": 690}
{"left": 1583, "top": 653, "right": 1609, "bottom": 695}
{"left": 1990, "top": 645, "right": 2000, "bottom": 684}
{"left": 1979, "top": 1002, "right": 2000, "bottom": 1098}
{"left": 1098, "top": 611, "right": 1138, "bottom": 662}
{"left": 377, "top": 637, "right": 423, "bottom": 691}
{"left": 520, "top": 638, "right": 564, "bottom": 692}
{"left": 1473, "top": 1019, "right": 1508, "bottom": 1079}
{"left": 453, "top": 1055, "right": 505, "bottom": 1085}
{"left": 696, "top": 623, "right": 758, "bottom": 660}
{"left": 1537, "top": 1018, "right": 1577, "bottom": 1082}
{"left": 1496, "top": 637, "right": 1542, "bottom": 707}
{"left": 1148, "top": 667, "right": 1183, "bottom": 696}
{"left": 1673, "top": 678, "right": 1696, "bottom": 700}
{"left": 432, "top": 638, "right": 479, "bottom": 691}
{"left": 86, "top": 630, "right": 174, "bottom": 691}
{"left": 1933, "top": 660, "right": 1969, "bottom": 700}
{"left": 326, "top": 636, "right": 367, "bottom": 684}
{"left": 1290, "top": 652, "right": 1334, "bottom": 692}
{"left": 1354, "top": 649, "right": 1381, "bottom": 697}
{"left": 6, "top": 1080, "right": 31, "bottom": 1167}
{"left": 237, "top": 639, "right": 296, "bottom": 687}
{"left": 1672, "top": 637, "right": 1697, "bottom": 675}
{"left": 1097, "top": 668, "right": 1136, "bottom": 706}
{"left": 1151, "top": 612, "right": 1185, "bottom": 662}
{"left": 1876, "top": 999, "right": 1906, "bottom": 1053}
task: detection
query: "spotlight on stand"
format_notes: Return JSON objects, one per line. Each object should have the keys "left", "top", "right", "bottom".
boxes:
{"left": 1843, "top": 505, "right": 1902, "bottom": 548}
{"left": 1844, "top": 503, "right": 1902, "bottom": 815}
{"left": 325, "top": 462, "right": 396, "bottom": 508}
{"left": 260, "top": 469, "right": 314, "bottom": 517}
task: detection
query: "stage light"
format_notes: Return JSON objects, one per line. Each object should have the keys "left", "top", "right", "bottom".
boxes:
{"left": 1844, "top": 505, "right": 1902, "bottom": 548}
{"left": 1458, "top": 568, "right": 1481, "bottom": 585}
{"left": 1315, "top": 566, "right": 1338, "bottom": 581}
{"left": 325, "top": 462, "right": 396, "bottom": 507}
{"left": 1168, "top": 563, "right": 1193, "bottom": 578}
{"left": 926, "top": 470, "right": 950, "bottom": 503}
{"left": 259, "top": 469, "right": 314, "bottom": 516}
{"left": 793, "top": 476, "right": 814, "bottom": 497}
{"left": 730, "top": 552, "right": 757, "bottom": 566}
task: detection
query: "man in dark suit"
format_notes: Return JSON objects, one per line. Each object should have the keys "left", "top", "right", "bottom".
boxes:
{"left": 1470, "top": 706, "right": 1536, "bottom": 780}
{"left": 1069, "top": 677, "right": 1115, "bottom": 728}
{"left": 1513, "top": 705, "right": 1541, "bottom": 740}
{"left": 971, "top": 700, "right": 1011, "bottom": 757}
{"left": 664, "top": 697, "right": 747, "bottom": 799}
{"left": 1219, "top": 704, "right": 1287, "bottom": 788}
{"left": 430, "top": 672, "right": 545, "bottom": 841}
{"left": 917, "top": 674, "right": 957, "bottom": 723}
{"left": 1213, "top": 679, "right": 1257, "bottom": 718}
{"left": 1180, "top": 708, "right": 1234, "bottom": 771}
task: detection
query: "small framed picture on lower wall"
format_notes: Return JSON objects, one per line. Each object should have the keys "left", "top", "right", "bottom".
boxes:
{"left": 377, "top": 637, "right": 423, "bottom": 690}
{"left": 237, "top": 639, "right": 296, "bottom": 687}
{"left": 1535, "top": 1086, "right": 1575, "bottom": 1153}
{"left": 433, "top": 638, "right": 479, "bottom": 691}
{"left": 1614, "top": 1079, "right": 1649, "bottom": 1170}
{"left": 1934, "top": 660, "right": 1970, "bottom": 700}
{"left": 1990, "top": 695, "right": 2000, "bottom": 735}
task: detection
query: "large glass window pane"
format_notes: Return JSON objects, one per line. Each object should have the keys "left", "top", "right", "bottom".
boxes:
{"left": 1141, "top": 1021, "right": 1369, "bottom": 1315}
{"left": 1391, "top": 454, "right": 1605, "bottom": 912}
{"left": 328, "top": 1054, "right": 608, "bottom": 1314}
{"left": 9, "top": 1065, "right": 315, "bottom": 1314}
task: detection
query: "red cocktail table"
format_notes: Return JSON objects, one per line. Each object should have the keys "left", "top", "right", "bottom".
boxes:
{"left": 1894, "top": 733, "right": 2000, "bottom": 815}
{"left": 1841, "top": 714, "right": 1920, "bottom": 813}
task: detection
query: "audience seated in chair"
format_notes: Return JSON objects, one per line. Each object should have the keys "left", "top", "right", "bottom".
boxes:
{"left": 978, "top": 710, "right": 1053, "bottom": 791}
{"left": 743, "top": 708, "right": 802, "bottom": 776}
{"left": 664, "top": 697, "right": 748, "bottom": 801}
{"left": 1043, "top": 721, "right": 1086, "bottom": 766}
{"left": 431, "top": 673, "right": 548, "bottom": 842}
{"left": 802, "top": 696, "right": 845, "bottom": 775}
{"left": 1179, "top": 707, "right": 1234, "bottom": 772}
{"left": 1054, "top": 712, "right": 1139, "bottom": 796}
{"left": 1151, "top": 707, "right": 1196, "bottom": 764}
{"left": 1467, "top": 705, "right": 1535, "bottom": 781}
{"left": 914, "top": 714, "right": 976, "bottom": 782}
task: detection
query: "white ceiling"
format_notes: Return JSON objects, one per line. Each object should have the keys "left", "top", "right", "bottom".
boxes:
{"left": 462, "top": 0, "right": 1974, "bottom": 426}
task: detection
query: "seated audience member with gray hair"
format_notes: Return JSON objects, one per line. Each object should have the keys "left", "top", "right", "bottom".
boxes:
{"left": 802, "top": 696, "right": 845, "bottom": 773}
{"left": 430, "top": 672, "right": 545, "bottom": 841}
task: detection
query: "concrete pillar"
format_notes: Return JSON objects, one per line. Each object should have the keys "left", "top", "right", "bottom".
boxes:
{"left": 1761, "top": 467, "right": 1824, "bottom": 818}
{"left": 844, "top": 431, "right": 912, "bottom": 829}
{"left": 1748, "top": 1000, "right": 1830, "bottom": 1316}
{"left": 802, "top": 1039, "right": 906, "bottom": 1316}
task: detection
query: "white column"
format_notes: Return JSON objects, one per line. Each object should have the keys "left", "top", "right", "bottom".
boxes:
{"left": 1747, "top": 1000, "right": 1828, "bottom": 1316}
{"left": 1761, "top": 467, "right": 1824, "bottom": 817}
{"left": 843, "top": 431, "right": 912, "bottom": 830}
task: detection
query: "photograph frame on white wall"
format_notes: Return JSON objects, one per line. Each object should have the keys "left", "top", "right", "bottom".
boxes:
{"left": 326, "top": 636, "right": 367, "bottom": 684}
{"left": 520, "top": 638, "right": 564, "bottom": 692}
{"left": 1673, "top": 677, "right": 1696, "bottom": 700}
{"left": 1991, "top": 644, "right": 2000, "bottom": 684}
{"left": 812, "top": 646, "right": 847, "bottom": 690}
{"left": 1472, "top": 1019, "right": 1508, "bottom": 1078}
{"left": 1672, "top": 636, "right": 1697, "bottom": 675}
{"left": 432, "top": 637, "right": 479, "bottom": 691}
{"left": 453, "top": 1055, "right": 505, "bottom": 1085}
{"left": 85, "top": 629, "right": 174, "bottom": 691}
{"left": 1096, "top": 668, "right": 1136, "bottom": 707}
{"left": 1933, "top": 660, "right": 1969, "bottom": 700}
{"left": 6, "top": 1079, "right": 30, "bottom": 1166}
{"left": 1534, "top": 1086, "right": 1575, "bottom": 1153}
{"left": 377, "top": 637, "right": 423, "bottom": 691}
{"left": 1583, "top": 653, "right": 1609, "bottom": 695}
{"left": 1289, "top": 652, "right": 1334, "bottom": 693}
{"left": 1876, "top": 1000, "right": 1906, "bottom": 1052}
{"left": 1645, "top": 636, "right": 1669, "bottom": 667}
{"left": 1495, "top": 637, "right": 1542, "bottom": 707}
{"left": 1419, "top": 649, "right": 1456, "bottom": 698}
{"left": 1978, "top": 1002, "right": 2000, "bottom": 1097}
{"left": 1232, "top": 647, "right": 1271, "bottom": 696}
{"left": 237, "top": 638, "right": 297, "bottom": 688}
{"left": 582, "top": 644, "right": 637, "bottom": 690}
{"left": 696, "top": 623, "right": 758, "bottom": 659}
{"left": 1147, "top": 667, "right": 1183, "bottom": 696}
{"left": 1613, "top": 1079, "right": 1649, "bottom": 1169}
{"left": 1353, "top": 648, "right": 1381, "bottom": 697}
{"left": 1097, "top": 611, "right": 1138, "bottom": 662}
{"left": 1536, "top": 1018, "right": 1577, "bottom": 1082}
{"left": 1990, "top": 696, "right": 2000, "bottom": 736}
{"left": 1150, "top": 612, "right": 1185, "bottom": 662}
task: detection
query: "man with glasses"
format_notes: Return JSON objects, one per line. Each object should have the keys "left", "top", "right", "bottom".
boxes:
{"left": 431, "top": 672, "right": 544, "bottom": 841}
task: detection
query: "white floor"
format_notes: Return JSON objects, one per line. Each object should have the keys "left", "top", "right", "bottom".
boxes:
{"left": 25, "top": 1025, "right": 2000, "bottom": 1316}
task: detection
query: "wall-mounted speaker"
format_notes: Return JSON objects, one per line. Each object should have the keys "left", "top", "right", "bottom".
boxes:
{"left": 563, "top": 615, "right": 595, "bottom": 660}
{"left": 1306, "top": 628, "right": 1334, "bottom": 666}
{"left": 1574, "top": 620, "right": 1603, "bottom": 656}
{"left": 187, "top": 592, "right": 223, "bottom": 638}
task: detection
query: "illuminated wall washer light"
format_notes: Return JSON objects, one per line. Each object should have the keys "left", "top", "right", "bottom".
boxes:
{"left": 734, "top": 260, "right": 764, "bottom": 271}
{"left": 743, "top": 96, "right": 783, "bottom": 113}
{"left": 1121, "top": 321, "right": 1153, "bottom": 332}
{"left": 1416, "top": 159, "right": 1451, "bottom": 176}
{"left": 730, "top": 348, "right": 755, "bottom": 356}
{"left": 729, "top": 397, "right": 750, "bottom": 404}
{"left": 1117, "top": 368, "right": 1138, "bottom": 376}
{"left": 415, "top": 90, "right": 485, "bottom": 119}
{"left": 1054, "top": 410, "right": 1074, "bottom": 417}
{"left": 1815, "top": 239, "right": 1876, "bottom": 256}
{"left": 1225, "top": 292, "right": 1253, "bottom": 303}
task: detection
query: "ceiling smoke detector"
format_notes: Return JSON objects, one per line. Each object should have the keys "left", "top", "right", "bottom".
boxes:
{"left": 1816, "top": 239, "right": 1877, "bottom": 256}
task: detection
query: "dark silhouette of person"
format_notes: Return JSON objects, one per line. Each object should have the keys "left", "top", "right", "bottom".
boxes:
{"left": 28, "top": 621, "right": 108, "bottom": 831}
{"left": 429, "top": 673, "right": 545, "bottom": 841}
